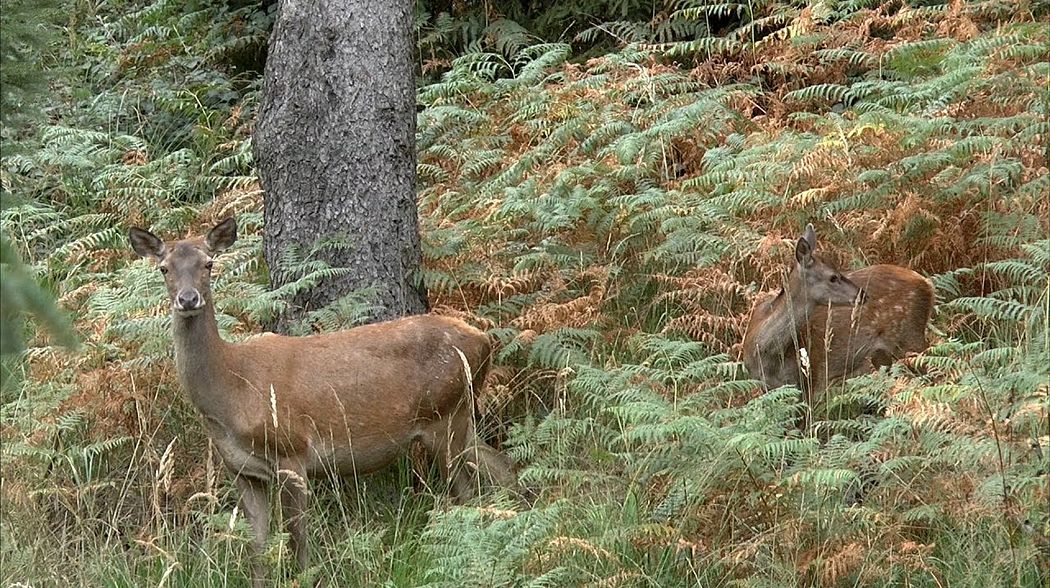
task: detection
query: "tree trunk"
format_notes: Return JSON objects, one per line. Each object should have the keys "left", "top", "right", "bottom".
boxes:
{"left": 254, "top": 0, "right": 427, "bottom": 333}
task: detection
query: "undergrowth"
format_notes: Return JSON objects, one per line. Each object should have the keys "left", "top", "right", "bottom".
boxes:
{"left": 1, "top": 0, "right": 1047, "bottom": 586}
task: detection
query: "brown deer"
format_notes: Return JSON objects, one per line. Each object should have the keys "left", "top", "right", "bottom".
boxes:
{"left": 742, "top": 224, "right": 934, "bottom": 407}
{"left": 129, "top": 218, "right": 516, "bottom": 588}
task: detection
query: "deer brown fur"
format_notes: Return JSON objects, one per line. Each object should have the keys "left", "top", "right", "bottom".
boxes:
{"left": 742, "top": 224, "right": 935, "bottom": 405}
{"left": 129, "top": 218, "right": 516, "bottom": 588}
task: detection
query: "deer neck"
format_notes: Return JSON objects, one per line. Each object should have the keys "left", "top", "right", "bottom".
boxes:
{"left": 171, "top": 301, "right": 230, "bottom": 415}
{"left": 754, "top": 273, "right": 816, "bottom": 357}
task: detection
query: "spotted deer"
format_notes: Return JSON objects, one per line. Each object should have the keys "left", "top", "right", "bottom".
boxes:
{"left": 129, "top": 218, "right": 517, "bottom": 588}
{"left": 742, "top": 224, "right": 934, "bottom": 406}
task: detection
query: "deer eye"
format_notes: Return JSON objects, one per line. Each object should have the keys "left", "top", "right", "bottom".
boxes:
{"left": 205, "top": 261, "right": 214, "bottom": 270}
{"left": 830, "top": 275, "right": 839, "bottom": 283}
{"left": 159, "top": 266, "right": 169, "bottom": 274}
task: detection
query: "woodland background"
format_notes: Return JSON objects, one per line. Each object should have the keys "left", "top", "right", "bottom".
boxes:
{"left": 0, "top": 0, "right": 1047, "bottom": 586}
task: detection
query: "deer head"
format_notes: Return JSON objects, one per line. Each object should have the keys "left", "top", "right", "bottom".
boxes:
{"left": 128, "top": 218, "right": 238, "bottom": 317}
{"left": 792, "top": 223, "right": 866, "bottom": 306}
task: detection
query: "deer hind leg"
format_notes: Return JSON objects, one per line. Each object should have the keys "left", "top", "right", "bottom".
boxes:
{"left": 471, "top": 439, "right": 520, "bottom": 493}
{"left": 420, "top": 404, "right": 475, "bottom": 503}
{"left": 236, "top": 475, "right": 271, "bottom": 588}
{"left": 278, "top": 460, "right": 309, "bottom": 572}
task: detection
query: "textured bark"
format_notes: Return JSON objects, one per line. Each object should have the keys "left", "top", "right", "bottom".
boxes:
{"left": 255, "top": 0, "right": 427, "bottom": 332}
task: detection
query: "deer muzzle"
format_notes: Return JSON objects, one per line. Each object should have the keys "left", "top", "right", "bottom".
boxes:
{"left": 174, "top": 289, "right": 205, "bottom": 314}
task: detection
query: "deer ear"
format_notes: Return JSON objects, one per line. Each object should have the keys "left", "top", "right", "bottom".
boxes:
{"left": 802, "top": 223, "right": 817, "bottom": 250}
{"left": 129, "top": 227, "right": 165, "bottom": 260}
{"left": 795, "top": 224, "right": 816, "bottom": 267}
{"left": 206, "top": 218, "right": 237, "bottom": 253}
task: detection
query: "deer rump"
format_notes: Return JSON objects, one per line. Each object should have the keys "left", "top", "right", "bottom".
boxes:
{"left": 799, "top": 265, "right": 934, "bottom": 390}
{"left": 200, "top": 315, "right": 491, "bottom": 482}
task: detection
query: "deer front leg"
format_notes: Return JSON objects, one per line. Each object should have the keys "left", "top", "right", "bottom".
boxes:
{"left": 236, "top": 475, "right": 271, "bottom": 588}
{"left": 278, "top": 462, "right": 310, "bottom": 572}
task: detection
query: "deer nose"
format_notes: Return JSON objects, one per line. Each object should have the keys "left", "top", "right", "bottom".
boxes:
{"left": 176, "top": 289, "right": 202, "bottom": 310}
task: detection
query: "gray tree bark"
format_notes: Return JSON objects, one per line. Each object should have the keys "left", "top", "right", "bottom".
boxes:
{"left": 254, "top": 0, "right": 427, "bottom": 333}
